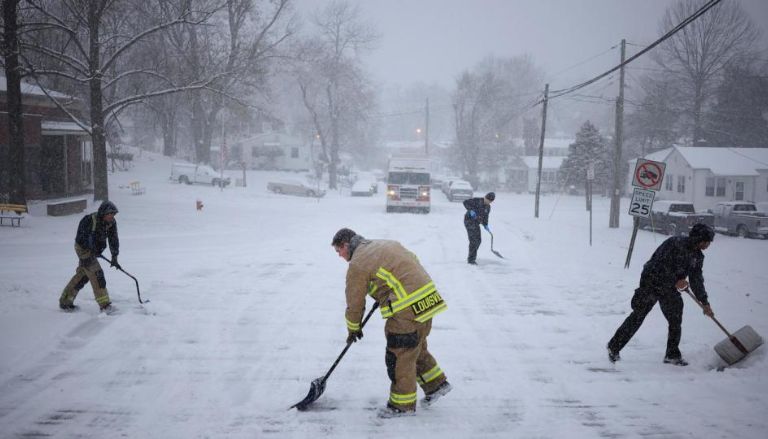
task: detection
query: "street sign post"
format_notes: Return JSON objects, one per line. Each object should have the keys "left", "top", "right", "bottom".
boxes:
{"left": 626, "top": 159, "right": 665, "bottom": 268}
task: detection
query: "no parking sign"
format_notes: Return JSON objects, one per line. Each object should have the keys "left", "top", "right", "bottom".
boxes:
{"left": 632, "top": 159, "right": 666, "bottom": 191}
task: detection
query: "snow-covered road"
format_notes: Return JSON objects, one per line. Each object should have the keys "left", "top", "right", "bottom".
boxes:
{"left": 1, "top": 150, "right": 766, "bottom": 438}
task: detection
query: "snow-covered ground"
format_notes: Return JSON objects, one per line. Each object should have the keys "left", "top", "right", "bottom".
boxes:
{"left": 1, "top": 149, "right": 766, "bottom": 438}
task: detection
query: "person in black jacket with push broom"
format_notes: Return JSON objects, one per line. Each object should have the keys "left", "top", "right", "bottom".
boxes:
{"left": 462, "top": 192, "right": 495, "bottom": 265}
{"left": 607, "top": 223, "right": 715, "bottom": 366}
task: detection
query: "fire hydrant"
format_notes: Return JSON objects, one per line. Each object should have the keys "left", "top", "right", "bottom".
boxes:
{"left": 196, "top": 199, "right": 204, "bottom": 211}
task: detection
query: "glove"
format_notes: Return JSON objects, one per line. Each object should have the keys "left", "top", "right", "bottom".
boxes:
{"left": 702, "top": 304, "right": 714, "bottom": 317}
{"left": 110, "top": 255, "right": 121, "bottom": 270}
{"left": 483, "top": 224, "right": 490, "bottom": 232}
{"left": 469, "top": 210, "right": 477, "bottom": 219}
{"left": 346, "top": 329, "right": 363, "bottom": 344}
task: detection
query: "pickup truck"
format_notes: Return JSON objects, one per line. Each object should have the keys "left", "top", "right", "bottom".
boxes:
{"left": 638, "top": 200, "right": 714, "bottom": 236}
{"left": 711, "top": 201, "right": 768, "bottom": 239}
{"left": 170, "top": 163, "right": 230, "bottom": 187}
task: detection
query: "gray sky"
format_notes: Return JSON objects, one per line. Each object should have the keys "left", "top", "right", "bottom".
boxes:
{"left": 296, "top": 0, "right": 768, "bottom": 90}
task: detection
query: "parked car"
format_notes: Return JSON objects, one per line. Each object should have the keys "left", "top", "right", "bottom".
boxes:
{"left": 711, "top": 201, "right": 768, "bottom": 239}
{"left": 441, "top": 177, "right": 462, "bottom": 195}
{"left": 170, "top": 162, "right": 230, "bottom": 187}
{"left": 447, "top": 180, "right": 474, "bottom": 202}
{"left": 638, "top": 200, "right": 714, "bottom": 236}
{"left": 353, "top": 172, "right": 378, "bottom": 194}
{"left": 351, "top": 179, "right": 376, "bottom": 197}
{"left": 267, "top": 179, "right": 325, "bottom": 198}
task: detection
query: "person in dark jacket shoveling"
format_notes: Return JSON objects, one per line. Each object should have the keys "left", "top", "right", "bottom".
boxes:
{"left": 59, "top": 200, "right": 121, "bottom": 313}
{"left": 462, "top": 192, "right": 495, "bottom": 265}
{"left": 607, "top": 223, "right": 716, "bottom": 366}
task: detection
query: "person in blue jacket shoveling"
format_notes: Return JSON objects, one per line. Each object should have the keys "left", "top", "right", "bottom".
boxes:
{"left": 462, "top": 192, "right": 495, "bottom": 265}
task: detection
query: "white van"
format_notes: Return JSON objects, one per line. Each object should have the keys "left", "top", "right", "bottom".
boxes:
{"left": 170, "top": 163, "right": 231, "bottom": 187}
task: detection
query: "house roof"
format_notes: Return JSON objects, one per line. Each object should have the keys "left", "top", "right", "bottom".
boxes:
{"left": 0, "top": 75, "right": 70, "bottom": 99}
{"left": 522, "top": 156, "right": 566, "bottom": 169}
{"left": 630, "top": 146, "right": 768, "bottom": 177}
{"left": 41, "top": 120, "right": 88, "bottom": 135}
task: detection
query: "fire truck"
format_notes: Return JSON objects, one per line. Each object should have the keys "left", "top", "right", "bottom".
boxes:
{"left": 385, "top": 155, "right": 431, "bottom": 213}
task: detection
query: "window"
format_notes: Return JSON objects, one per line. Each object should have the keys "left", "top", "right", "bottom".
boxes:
{"left": 665, "top": 175, "right": 673, "bottom": 191}
{"left": 81, "top": 140, "right": 92, "bottom": 185}
{"left": 290, "top": 147, "right": 299, "bottom": 159}
{"left": 677, "top": 175, "right": 685, "bottom": 193}
{"left": 706, "top": 177, "right": 715, "bottom": 196}
{"left": 735, "top": 181, "right": 744, "bottom": 200}
{"left": 706, "top": 177, "right": 726, "bottom": 197}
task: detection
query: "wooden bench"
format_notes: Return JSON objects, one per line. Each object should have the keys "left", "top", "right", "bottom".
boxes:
{"left": 0, "top": 203, "right": 27, "bottom": 227}
{"left": 130, "top": 181, "right": 146, "bottom": 195}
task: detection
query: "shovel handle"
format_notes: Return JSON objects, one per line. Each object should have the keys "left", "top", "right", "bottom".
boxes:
{"left": 322, "top": 302, "right": 379, "bottom": 381}
{"left": 681, "top": 287, "right": 733, "bottom": 338}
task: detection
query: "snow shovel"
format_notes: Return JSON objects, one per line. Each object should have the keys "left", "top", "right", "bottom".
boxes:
{"left": 291, "top": 302, "right": 379, "bottom": 411}
{"left": 486, "top": 229, "right": 504, "bottom": 259}
{"left": 98, "top": 255, "right": 148, "bottom": 304}
{"left": 683, "top": 288, "right": 762, "bottom": 365}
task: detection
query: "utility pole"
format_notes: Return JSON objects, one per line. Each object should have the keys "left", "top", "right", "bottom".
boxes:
{"left": 534, "top": 83, "right": 549, "bottom": 218}
{"left": 609, "top": 39, "right": 626, "bottom": 228}
{"left": 424, "top": 98, "right": 430, "bottom": 155}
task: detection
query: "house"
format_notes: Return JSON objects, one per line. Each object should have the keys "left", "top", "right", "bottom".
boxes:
{"left": 521, "top": 156, "right": 566, "bottom": 193}
{"left": 627, "top": 146, "right": 768, "bottom": 211}
{"left": 0, "top": 76, "right": 91, "bottom": 214}
{"left": 502, "top": 156, "right": 565, "bottom": 193}
{"left": 231, "top": 132, "right": 312, "bottom": 171}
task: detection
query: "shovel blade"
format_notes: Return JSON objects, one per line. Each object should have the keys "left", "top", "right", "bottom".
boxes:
{"left": 291, "top": 377, "right": 327, "bottom": 411}
{"left": 491, "top": 249, "right": 504, "bottom": 259}
{"left": 714, "top": 325, "right": 763, "bottom": 365}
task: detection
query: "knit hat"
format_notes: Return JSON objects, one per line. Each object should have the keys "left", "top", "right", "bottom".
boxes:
{"left": 689, "top": 223, "right": 715, "bottom": 244}
{"left": 485, "top": 192, "right": 496, "bottom": 201}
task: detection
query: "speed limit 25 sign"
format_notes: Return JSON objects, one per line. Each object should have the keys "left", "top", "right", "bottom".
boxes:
{"left": 629, "top": 188, "right": 656, "bottom": 218}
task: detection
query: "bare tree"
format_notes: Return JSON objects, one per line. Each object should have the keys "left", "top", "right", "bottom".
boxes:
{"left": 168, "top": 0, "right": 294, "bottom": 165}
{"left": 653, "top": 0, "right": 758, "bottom": 146}
{"left": 1, "top": 0, "right": 25, "bottom": 204}
{"left": 292, "top": 0, "right": 377, "bottom": 189}
{"left": 625, "top": 75, "right": 683, "bottom": 157}
{"left": 452, "top": 55, "right": 542, "bottom": 186}
{"left": 19, "top": 0, "right": 222, "bottom": 201}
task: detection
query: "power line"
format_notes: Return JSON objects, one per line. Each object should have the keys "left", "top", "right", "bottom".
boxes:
{"left": 550, "top": 44, "right": 618, "bottom": 79}
{"left": 534, "top": 0, "right": 724, "bottom": 106}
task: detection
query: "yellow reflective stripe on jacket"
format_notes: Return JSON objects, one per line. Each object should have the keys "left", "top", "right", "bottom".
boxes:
{"left": 389, "top": 391, "right": 417, "bottom": 406}
{"left": 346, "top": 318, "right": 361, "bottom": 331}
{"left": 367, "top": 281, "right": 378, "bottom": 298}
{"left": 390, "top": 282, "right": 436, "bottom": 314}
{"left": 417, "top": 364, "right": 443, "bottom": 385}
{"left": 374, "top": 272, "right": 446, "bottom": 321}
{"left": 414, "top": 301, "right": 447, "bottom": 322}
{"left": 376, "top": 268, "right": 408, "bottom": 300}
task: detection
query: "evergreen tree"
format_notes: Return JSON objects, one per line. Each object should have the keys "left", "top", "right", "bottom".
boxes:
{"left": 559, "top": 121, "right": 609, "bottom": 192}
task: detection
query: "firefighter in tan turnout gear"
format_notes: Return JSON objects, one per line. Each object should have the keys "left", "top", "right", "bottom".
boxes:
{"left": 332, "top": 228, "right": 452, "bottom": 418}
